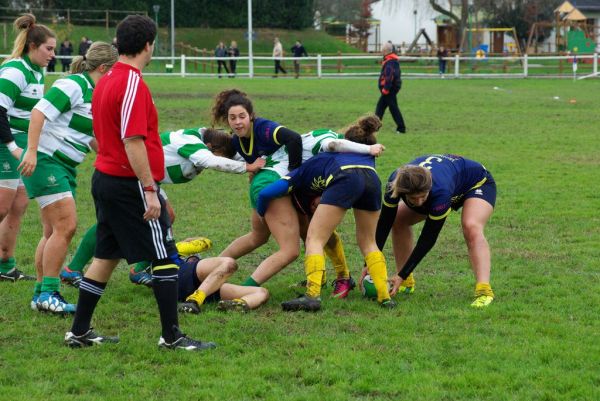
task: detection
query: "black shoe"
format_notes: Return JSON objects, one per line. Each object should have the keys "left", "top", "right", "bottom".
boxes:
{"left": 64, "top": 328, "right": 120, "bottom": 347}
{"left": 281, "top": 295, "right": 321, "bottom": 312}
{"left": 380, "top": 298, "right": 397, "bottom": 309}
{"left": 158, "top": 326, "right": 216, "bottom": 351}
{"left": 178, "top": 300, "right": 201, "bottom": 314}
{"left": 396, "top": 128, "right": 406, "bottom": 134}
{"left": 0, "top": 268, "right": 35, "bottom": 282}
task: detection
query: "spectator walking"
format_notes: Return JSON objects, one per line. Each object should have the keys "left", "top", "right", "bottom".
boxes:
{"left": 290, "top": 40, "right": 308, "bottom": 78}
{"left": 215, "top": 41, "right": 229, "bottom": 78}
{"left": 272, "top": 37, "right": 286, "bottom": 76}
{"left": 375, "top": 42, "right": 406, "bottom": 134}
{"left": 228, "top": 40, "right": 239, "bottom": 77}
{"left": 59, "top": 39, "right": 73, "bottom": 72}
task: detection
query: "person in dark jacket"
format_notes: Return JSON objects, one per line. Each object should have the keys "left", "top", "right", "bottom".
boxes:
{"left": 215, "top": 41, "right": 229, "bottom": 78}
{"left": 375, "top": 42, "right": 406, "bottom": 134}
{"left": 290, "top": 40, "right": 308, "bottom": 78}
{"left": 59, "top": 39, "right": 73, "bottom": 72}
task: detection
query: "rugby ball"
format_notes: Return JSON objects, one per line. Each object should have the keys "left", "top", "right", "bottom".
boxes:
{"left": 361, "top": 275, "right": 378, "bottom": 299}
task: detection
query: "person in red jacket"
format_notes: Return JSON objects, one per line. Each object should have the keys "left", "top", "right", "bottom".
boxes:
{"left": 375, "top": 42, "right": 406, "bottom": 134}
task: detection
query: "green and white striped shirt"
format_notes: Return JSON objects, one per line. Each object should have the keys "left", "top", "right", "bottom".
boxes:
{"left": 0, "top": 55, "right": 44, "bottom": 135}
{"left": 34, "top": 72, "right": 94, "bottom": 167}
{"left": 161, "top": 127, "right": 246, "bottom": 184}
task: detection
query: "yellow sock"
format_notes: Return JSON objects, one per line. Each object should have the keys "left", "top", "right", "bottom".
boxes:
{"left": 186, "top": 289, "right": 207, "bottom": 305}
{"left": 403, "top": 273, "right": 416, "bottom": 288}
{"left": 304, "top": 254, "right": 325, "bottom": 298}
{"left": 475, "top": 282, "right": 494, "bottom": 298}
{"left": 365, "top": 251, "right": 390, "bottom": 302}
{"left": 324, "top": 231, "right": 350, "bottom": 279}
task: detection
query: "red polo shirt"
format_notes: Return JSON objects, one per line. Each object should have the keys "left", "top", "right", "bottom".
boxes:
{"left": 93, "top": 62, "right": 164, "bottom": 181}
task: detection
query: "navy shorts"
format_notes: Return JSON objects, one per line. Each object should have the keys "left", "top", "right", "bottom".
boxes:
{"left": 177, "top": 258, "right": 220, "bottom": 303}
{"left": 453, "top": 171, "right": 497, "bottom": 210}
{"left": 92, "top": 170, "right": 177, "bottom": 264}
{"left": 320, "top": 167, "right": 382, "bottom": 211}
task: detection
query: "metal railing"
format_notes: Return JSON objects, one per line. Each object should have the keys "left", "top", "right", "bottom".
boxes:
{"left": 3, "top": 54, "right": 598, "bottom": 79}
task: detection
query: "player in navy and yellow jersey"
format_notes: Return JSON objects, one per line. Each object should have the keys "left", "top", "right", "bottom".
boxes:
{"left": 211, "top": 89, "right": 303, "bottom": 287}
{"left": 256, "top": 115, "right": 395, "bottom": 311}
{"left": 375, "top": 154, "right": 496, "bottom": 307}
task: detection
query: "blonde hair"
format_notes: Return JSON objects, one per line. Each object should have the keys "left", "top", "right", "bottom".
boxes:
{"left": 390, "top": 165, "right": 432, "bottom": 199}
{"left": 342, "top": 114, "right": 381, "bottom": 145}
{"left": 9, "top": 14, "right": 55, "bottom": 61}
{"left": 70, "top": 41, "right": 118, "bottom": 74}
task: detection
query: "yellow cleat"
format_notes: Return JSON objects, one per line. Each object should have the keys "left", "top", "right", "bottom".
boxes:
{"left": 398, "top": 273, "right": 415, "bottom": 294}
{"left": 176, "top": 237, "right": 212, "bottom": 256}
{"left": 471, "top": 295, "right": 494, "bottom": 308}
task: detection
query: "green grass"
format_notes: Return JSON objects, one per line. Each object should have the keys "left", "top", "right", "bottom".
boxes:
{"left": 1, "top": 77, "right": 600, "bottom": 401}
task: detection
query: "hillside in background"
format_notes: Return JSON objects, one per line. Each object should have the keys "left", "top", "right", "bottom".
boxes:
{"left": 0, "top": 23, "right": 363, "bottom": 56}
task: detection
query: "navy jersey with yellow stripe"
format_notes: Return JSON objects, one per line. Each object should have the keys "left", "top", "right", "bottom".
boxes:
{"left": 284, "top": 152, "right": 376, "bottom": 194}
{"left": 232, "top": 117, "right": 284, "bottom": 163}
{"left": 384, "top": 154, "right": 488, "bottom": 219}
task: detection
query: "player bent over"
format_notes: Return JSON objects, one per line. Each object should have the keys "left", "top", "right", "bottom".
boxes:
{"left": 177, "top": 256, "right": 269, "bottom": 313}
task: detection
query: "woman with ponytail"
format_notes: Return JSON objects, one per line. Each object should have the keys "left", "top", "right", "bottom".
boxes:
{"left": 0, "top": 14, "right": 55, "bottom": 282}
{"left": 17, "top": 41, "right": 117, "bottom": 314}
{"left": 255, "top": 114, "right": 397, "bottom": 311}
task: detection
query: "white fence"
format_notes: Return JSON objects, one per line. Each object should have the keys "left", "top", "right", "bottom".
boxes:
{"left": 3, "top": 54, "right": 598, "bottom": 79}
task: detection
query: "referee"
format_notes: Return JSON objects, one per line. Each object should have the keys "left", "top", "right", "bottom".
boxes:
{"left": 65, "top": 15, "right": 215, "bottom": 351}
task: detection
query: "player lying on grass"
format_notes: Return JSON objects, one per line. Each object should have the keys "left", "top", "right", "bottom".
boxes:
{"left": 59, "top": 127, "right": 264, "bottom": 287}
{"left": 177, "top": 255, "right": 269, "bottom": 313}
{"left": 373, "top": 154, "right": 496, "bottom": 307}
{"left": 256, "top": 115, "right": 395, "bottom": 311}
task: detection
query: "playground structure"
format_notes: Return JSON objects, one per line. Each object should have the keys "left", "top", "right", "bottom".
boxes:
{"left": 460, "top": 27, "right": 522, "bottom": 56}
{"left": 526, "top": 1, "right": 596, "bottom": 54}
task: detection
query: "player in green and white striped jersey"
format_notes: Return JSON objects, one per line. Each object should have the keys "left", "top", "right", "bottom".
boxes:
{"left": 59, "top": 126, "right": 265, "bottom": 288}
{"left": 0, "top": 14, "right": 55, "bottom": 282}
{"left": 18, "top": 42, "right": 117, "bottom": 314}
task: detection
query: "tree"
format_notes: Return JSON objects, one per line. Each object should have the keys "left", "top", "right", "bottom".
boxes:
{"left": 477, "top": 0, "right": 562, "bottom": 47}
{"left": 429, "top": 0, "right": 470, "bottom": 46}
{"left": 352, "top": 0, "right": 372, "bottom": 51}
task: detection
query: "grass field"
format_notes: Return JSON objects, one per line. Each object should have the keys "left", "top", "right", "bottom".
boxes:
{"left": 1, "top": 77, "right": 599, "bottom": 401}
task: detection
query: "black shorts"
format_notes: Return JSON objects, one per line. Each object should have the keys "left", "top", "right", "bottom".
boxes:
{"left": 321, "top": 167, "right": 382, "bottom": 211}
{"left": 177, "top": 259, "right": 220, "bottom": 303}
{"left": 92, "top": 170, "right": 177, "bottom": 264}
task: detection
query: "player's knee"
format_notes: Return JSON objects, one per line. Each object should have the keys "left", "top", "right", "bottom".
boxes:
{"left": 223, "top": 257, "right": 238, "bottom": 275}
{"left": 257, "top": 286, "right": 270, "bottom": 302}
{"left": 462, "top": 221, "right": 484, "bottom": 245}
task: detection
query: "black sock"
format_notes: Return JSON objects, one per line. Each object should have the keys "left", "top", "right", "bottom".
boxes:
{"left": 71, "top": 277, "right": 107, "bottom": 336}
{"left": 152, "top": 267, "right": 180, "bottom": 343}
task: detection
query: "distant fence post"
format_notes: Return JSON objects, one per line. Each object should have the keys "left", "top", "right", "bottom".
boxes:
{"left": 454, "top": 54, "right": 460, "bottom": 78}
{"left": 67, "top": 9, "right": 70, "bottom": 25}
{"left": 594, "top": 53, "right": 598, "bottom": 75}
{"left": 337, "top": 51, "right": 342, "bottom": 73}
{"left": 105, "top": 10, "right": 109, "bottom": 32}
{"left": 317, "top": 54, "right": 322, "bottom": 78}
{"left": 523, "top": 54, "right": 528, "bottom": 77}
{"left": 201, "top": 48, "right": 207, "bottom": 73}
{"left": 181, "top": 54, "right": 186, "bottom": 77}
{"left": 2, "top": 23, "right": 6, "bottom": 50}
